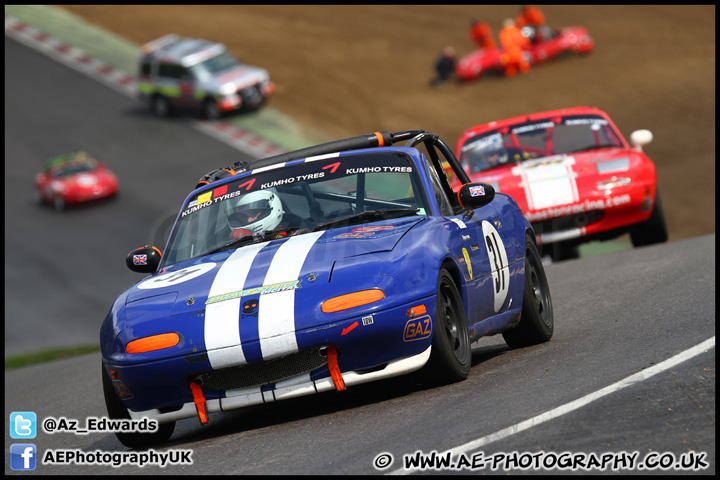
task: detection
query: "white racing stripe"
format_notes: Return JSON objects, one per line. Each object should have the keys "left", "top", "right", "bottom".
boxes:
{"left": 252, "top": 163, "right": 285, "bottom": 174}
{"left": 258, "top": 231, "right": 325, "bottom": 360}
{"left": 205, "top": 242, "right": 266, "bottom": 369}
{"left": 205, "top": 232, "right": 324, "bottom": 369}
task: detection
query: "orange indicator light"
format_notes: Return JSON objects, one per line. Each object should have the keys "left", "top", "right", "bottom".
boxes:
{"left": 126, "top": 333, "right": 179, "bottom": 354}
{"left": 321, "top": 289, "right": 385, "bottom": 313}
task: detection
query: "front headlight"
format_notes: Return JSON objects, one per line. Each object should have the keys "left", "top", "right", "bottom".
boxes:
{"left": 596, "top": 157, "right": 629, "bottom": 174}
{"left": 51, "top": 180, "right": 65, "bottom": 193}
{"left": 597, "top": 177, "right": 631, "bottom": 190}
{"left": 219, "top": 83, "right": 236, "bottom": 96}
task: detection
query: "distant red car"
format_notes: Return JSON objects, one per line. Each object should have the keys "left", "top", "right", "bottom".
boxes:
{"left": 455, "top": 26, "right": 594, "bottom": 81}
{"left": 34, "top": 152, "right": 119, "bottom": 210}
{"left": 453, "top": 107, "right": 667, "bottom": 260}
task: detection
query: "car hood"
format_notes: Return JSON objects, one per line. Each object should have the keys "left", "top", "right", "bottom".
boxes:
{"left": 468, "top": 148, "right": 649, "bottom": 214}
{"left": 59, "top": 170, "right": 116, "bottom": 189}
{"left": 123, "top": 215, "right": 424, "bottom": 330}
{"left": 201, "top": 64, "right": 269, "bottom": 92}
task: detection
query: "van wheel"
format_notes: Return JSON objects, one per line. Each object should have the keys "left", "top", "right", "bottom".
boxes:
{"left": 150, "top": 95, "right": 171, "bottom": 118}
{"left": 242, "top": 86, "right": 264, "bottom": 110}
{"left": 203, "top": 99, "right": 221, "bottom": 120}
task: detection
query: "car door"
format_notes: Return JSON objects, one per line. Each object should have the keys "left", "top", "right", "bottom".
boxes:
{"left": 178, "top": 72, "right": 199, "bottom": 108}
{"left": 467, "top": 201, "right": 515, "bottom": 315}
{"left": 427, "top": 153, "right": 516, "bottom": 323}
{"left": 156, "top": 63, "right": 196, "bottom": 107}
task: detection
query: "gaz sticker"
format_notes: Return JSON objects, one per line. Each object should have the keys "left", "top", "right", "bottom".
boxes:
{"left": 404, "top": 315, "right": 432, "bottom": 342}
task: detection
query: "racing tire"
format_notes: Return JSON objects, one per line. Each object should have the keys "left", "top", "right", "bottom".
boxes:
{"left": 53, "top": 196, "right": 65, "bottom": 211}
{"left": 101, "top": 363, "right": 175, "bottom": 449}
{"left": 503, "top": 234, "right": 554, "bottom": 349}
{"left": 33, "top": 190, "right": 44, "bottom": 206}
{"left": 150, "top": 95, "right": 172, "bottom": 118}
{"left": 420, "top": 268, "right": 471, "bottom": 386}
{"left": 548, "top": 241, "right": 579, "bottom": 262}
{"left": 630, "top": 191, "right": 668, "bottom": 247}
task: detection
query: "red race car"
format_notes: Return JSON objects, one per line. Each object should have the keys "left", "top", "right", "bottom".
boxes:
{"left": 455, "top": 26, "right": 593, "bottom": 82}
{"left": 34, "top": 151, "right": 119, "bottom": 210}
{"left": 453, "top": 107, "right": 667, "bottom": 260}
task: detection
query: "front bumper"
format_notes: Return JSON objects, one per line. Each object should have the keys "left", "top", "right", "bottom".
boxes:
{"left": 104, "top": 296, "right": 436, "bottom": 423}
{"left": 121, "top": 346, "right": 430, "bottom": 425}
{"left": 217, "top": 81, "right": 276, "bottom": 112}
{"left": 528, "top": 184, "right": 656, "bottom": 244}
{"left": 63, "top": 185, "right": 116, "bottom": 204}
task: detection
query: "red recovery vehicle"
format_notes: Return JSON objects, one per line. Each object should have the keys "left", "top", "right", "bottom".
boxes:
{"left": 455, "top": 26, "right": 593, "bottom": 81}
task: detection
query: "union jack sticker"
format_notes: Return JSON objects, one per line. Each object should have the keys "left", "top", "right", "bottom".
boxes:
{"left": 469, "top": 185, "right": 485, "bottom": 197}
{"left": 133, "top": 254, "right": 148, "bottom": 265}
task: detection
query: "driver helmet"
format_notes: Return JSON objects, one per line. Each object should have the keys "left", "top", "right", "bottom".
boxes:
{"left": 483, "top": 142, "right": 508, "bottom": 166}
{"left": 464, "top": 136, "right": 508, "bottom": 173}
{"left": 229, "top": 190, "right": 283, "bottom": 234}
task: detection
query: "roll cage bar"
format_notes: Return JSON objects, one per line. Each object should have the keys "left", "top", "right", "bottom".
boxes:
{"left": 195, "top": 130, "right": 472, "bottom": 213}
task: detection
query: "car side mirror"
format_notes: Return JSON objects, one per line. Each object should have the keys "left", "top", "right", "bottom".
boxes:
{"left": 630, "top": 129, "right": 653, "bottom": 150}
{"left": 126, "top": 245, "right": 162, "bottom": 273}
{"left": 457, "top": 182, "right": 495, "bottom": 210}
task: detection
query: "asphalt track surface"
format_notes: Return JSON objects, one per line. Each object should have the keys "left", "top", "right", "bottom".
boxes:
{"left": 4, "top": 24, "right": 715, "bottom": 476}
{"left": 4, "top": 37, "right": 256, "bottom": 357}
{"left": 4, "top": 234, "right": 715, "bottom": 475}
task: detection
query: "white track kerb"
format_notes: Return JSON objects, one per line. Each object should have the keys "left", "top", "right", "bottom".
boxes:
{"left": 5, "top": 15, "right": 286, "bottom": 159}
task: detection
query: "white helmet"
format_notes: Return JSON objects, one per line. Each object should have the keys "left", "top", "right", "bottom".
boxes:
{"left": 229, "top": 190, "right": 283, "bottom": 234}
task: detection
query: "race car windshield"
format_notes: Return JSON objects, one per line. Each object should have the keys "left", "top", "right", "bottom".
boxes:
{"left": 190, "top": 52, "right": 239, "bottom": 81}
{"left": 161, "top": 152, "right": 428, "bottom": 267}
{"left": 460, "top": 114, "right": 624, "bottom": 174}
{"left": 50, "top": 162, "right": 95, "bottom": 177}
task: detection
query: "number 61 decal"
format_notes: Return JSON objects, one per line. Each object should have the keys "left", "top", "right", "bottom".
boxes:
{"left": 481, "top": 221, "right": 510, "bottom": 312}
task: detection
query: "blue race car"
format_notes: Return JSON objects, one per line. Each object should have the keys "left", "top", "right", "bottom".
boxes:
{"left": 101, "top": 130, "right": 554, "bottom": 448}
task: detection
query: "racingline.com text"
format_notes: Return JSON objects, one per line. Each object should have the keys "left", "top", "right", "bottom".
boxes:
{"left": 374, "top": 450, "right": 709, "bottom": 472}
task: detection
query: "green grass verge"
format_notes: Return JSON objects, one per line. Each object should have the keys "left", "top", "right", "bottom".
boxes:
{"left": 5, "top": 345, "right": 101, "bottom": 371}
